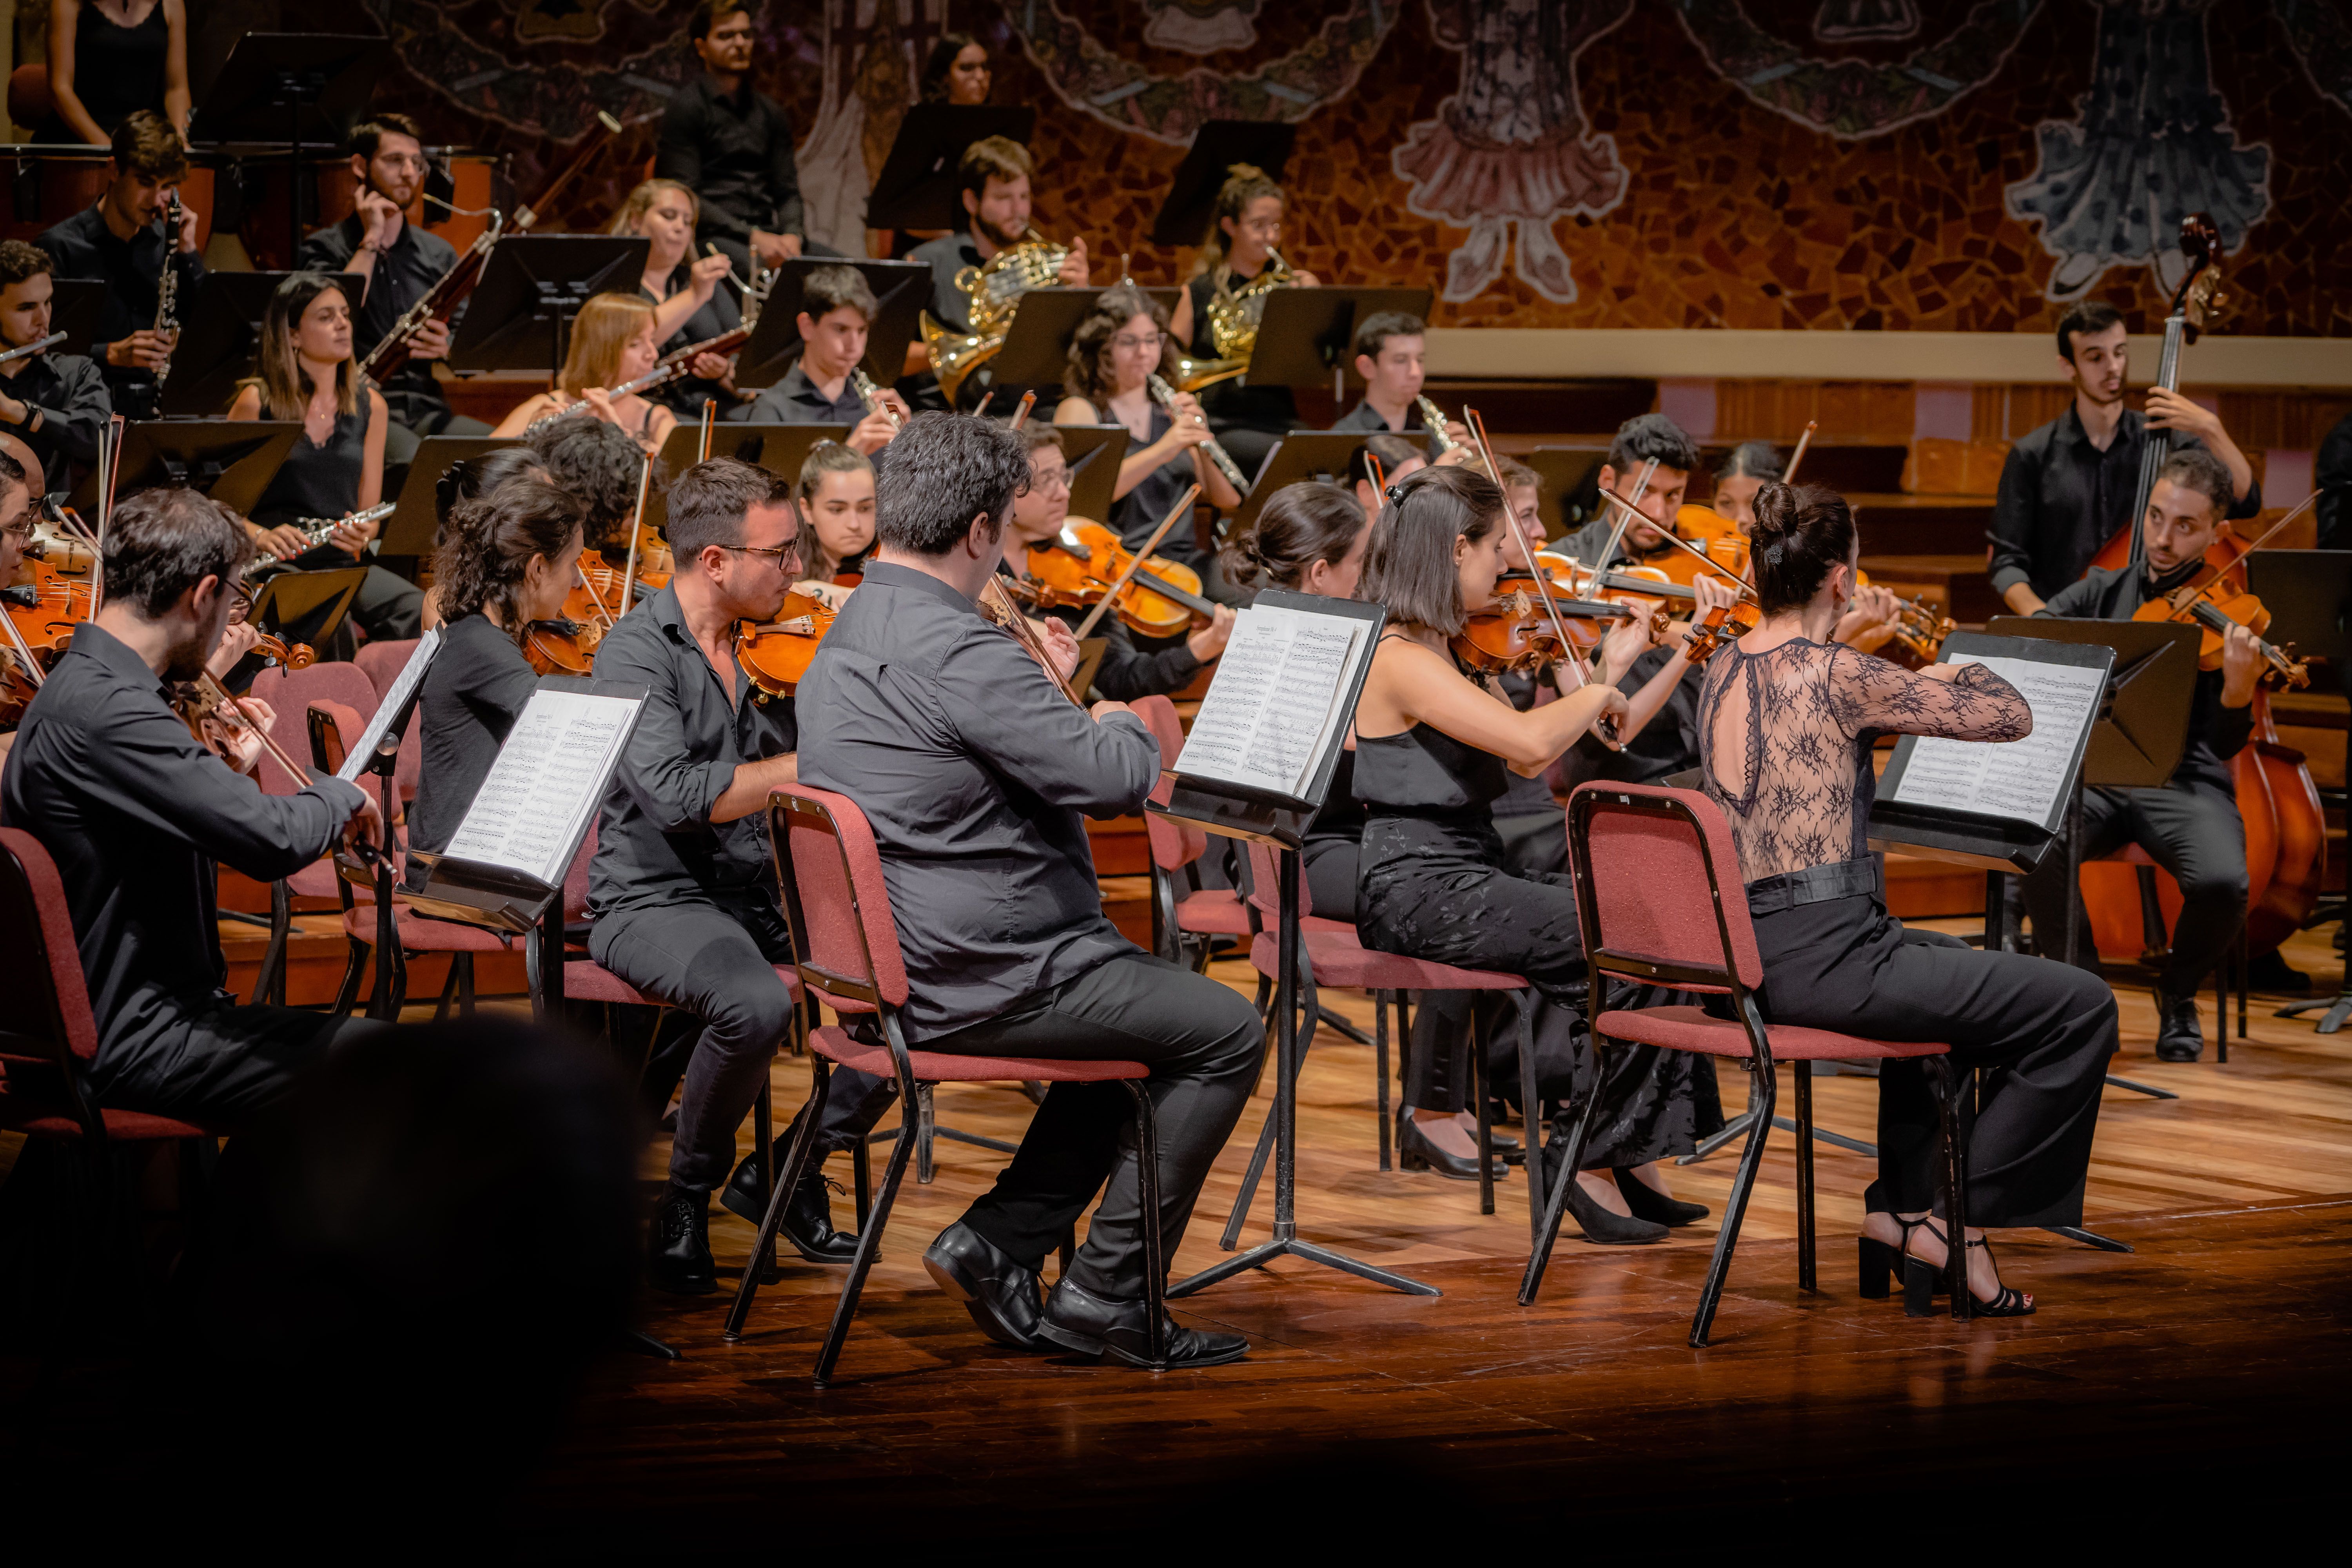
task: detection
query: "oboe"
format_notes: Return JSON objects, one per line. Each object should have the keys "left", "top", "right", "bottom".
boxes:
{"left": 152, "top": 190, "right": 182, "bottom": 390}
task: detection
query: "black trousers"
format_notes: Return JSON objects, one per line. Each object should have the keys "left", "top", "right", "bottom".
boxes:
{"left": 587, "top": 897, "right": 799, "bottom": 1192}
{"left": 2021, "top": 782, "right": 2247, "bottom": 995}
{"left": 1752, "top": 894, "right": 2116, "bottom": 1228}
{"left": 87, "top": 1004, "right": 379, "bottom": 1128}
{"left": 806, "top": 952, "right": 1262, "bottom": 1300}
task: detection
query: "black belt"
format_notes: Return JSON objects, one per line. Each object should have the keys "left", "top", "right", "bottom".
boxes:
{"left": 1745, "top": 856, "right": 1880, "bottom": 914}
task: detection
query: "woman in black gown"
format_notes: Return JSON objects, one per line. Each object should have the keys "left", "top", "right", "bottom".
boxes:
{"left": 1351, "top": 464, "right": 1722, "bottom": 1241}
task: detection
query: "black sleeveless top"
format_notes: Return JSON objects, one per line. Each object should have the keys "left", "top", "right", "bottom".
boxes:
{"left": 1354, "top": 720, "right": 1509, "bottom": 821}
{"left": 251, "top": 394, "right": 370, "bottom": 530}
{"left": 1112, "top": 401, "right": 1209, "bottom": 572}
{"left": 1185, "top": 268, "right": 1297, "bottom": 432}
{"left": 53, "top": 3, "right": 169, "bottom": 138}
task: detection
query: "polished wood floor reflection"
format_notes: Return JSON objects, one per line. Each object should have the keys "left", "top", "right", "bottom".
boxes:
{"left": 515, "top": 928, "right": 2352, "bottom": 1545}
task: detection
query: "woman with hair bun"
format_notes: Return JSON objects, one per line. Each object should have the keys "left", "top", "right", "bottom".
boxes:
{"left": 1352, "top": 465, "right": 1721, "bottom": 1225}
{"left": 1698, "top": 481, "right": 2117, "bottom": 1316}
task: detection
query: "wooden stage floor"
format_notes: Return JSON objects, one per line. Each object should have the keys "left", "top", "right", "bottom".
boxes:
{"left": 514, "top": 926, "right": 2352, "bottom": 1544}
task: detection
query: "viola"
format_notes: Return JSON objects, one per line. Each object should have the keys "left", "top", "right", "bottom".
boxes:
{"left": 1026, "top": 519, "right": 1213, "bottom": 639}
{"left": 2130, "top": 582, "right": 2308, "bottom": 689}
{"left": 732, "top": 591, "right": 837, "bottom": 698}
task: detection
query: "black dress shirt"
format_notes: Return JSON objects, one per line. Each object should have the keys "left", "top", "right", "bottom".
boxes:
{"left": 1558, "top": 644, "right": 1705, "bottom": 792}
{"left": 298, "top": 215, "right": 459, "bottom": 428}
{"left": 1989, "top": 405, "right": 2260, "bottom": 603}
{"left": 639, "top": 265, "right": 744, "bottom": 417}
{"left": 0, "top": 622, "right": 366, "bottom": 1062}
{"left": 407, "top": 612, "right": 542, "bottom": 888}
{"left": 2317, "top": 410, "right": 2352, "bottom": 552}
{"left": 655, "top": 75, "right": 806, "bottom": 244}
{"left": 1330, "top": 397, "right": 1444, "bottom": 461}
{"left": 0, "top": 350, "right": 109, "bottom": 491}
{"left": 34, "top": 203, "right": 205, "bottom": 419}
{"left": 742, "top": 361, "right": 864, "bottom": 425}
{"left": 586, "top": 583, "right": 797, "bottom": 920}
{"left": 2038, "top": 564, "right": 2254, "bottom": 802}
{"left": 906, "top": 232, "right": 982, "bottom": 334}
{"left": 795, "top": 560, "right": 1156, "bottom": 1041}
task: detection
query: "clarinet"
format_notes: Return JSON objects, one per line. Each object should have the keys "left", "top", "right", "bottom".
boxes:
{"left": 1146, "top": 373, "right": 1248, "bottom": 494}
{"left": 152, "top": 191, "right": 182, "bottom": 391}
{"left": 850, "top": 368, "right": 902, "bottom": 430}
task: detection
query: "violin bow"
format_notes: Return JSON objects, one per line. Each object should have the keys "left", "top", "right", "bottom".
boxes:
{"left": 1007, "top": 390, "right": 1037, "bottom": 432}
{"left": 617, "top": 453, "right": 655, "bottom": 616}
{"left": 2, "top": 599, "right": 45, "bottom": 689}
{"left": 574, "top": 564, "right": 617, "bottom": 631}
{"left": 1365, "top": 451, "right": 1386, "bottom": 495}
{"left": 1589, "top": 455, "right": 1658, "bottom": 580}
{"left": 972, "top": 391, "right": 996, "bottom": 419}
{"left": 1465, "top": 409, "right": 1601, "bottom": 694}
{"left": 1780, "top": 420, "right": 1818, "bottom": 484}
{"left": 1596, "top": 485, "right": 1761, "bottom": 605}
{"left": 699, "top": 398, "right": 716, "bottom": 462}
{"left": 980, "top": 575, "right": 1087, "bottom": 708}
{"left": 1072, "top": 483, "right": 1201, "bottom": 641}
{"left": 200, "top": 670, "right": 308, "bottom": 784}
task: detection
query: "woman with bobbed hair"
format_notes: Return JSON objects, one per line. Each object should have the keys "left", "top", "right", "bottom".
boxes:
{"left": 1697, "top": 481, "right": 2115, "bottom": 1316}
{"left": 492, "top": 292, "right": 678, "bottom": 454}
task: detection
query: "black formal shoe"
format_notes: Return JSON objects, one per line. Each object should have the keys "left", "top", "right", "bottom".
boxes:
{"left": 1037, "top": 1278, "right": 1248, "bottom": 1370}
{"left": 1540, "top": 1142, "right": 1668, "bottom": 1244}
{"left": 2154, "top": 991, "right": 2205, "bottom": 1062}
{"left": 923, "top": 1221, "right": 1046, "bottom": 1350}
{"left": 719, "top": 1143, "right": 860, "bottom": 1263}
{"left": 648, "top": 1183, "right": 716, "bottom": 1296}
{"left": 1396, "top": 1114, "right": 1506, "bottom": 1181}
{"left": 1613, "top": 1166, "right": 1709, "bottom": 1226}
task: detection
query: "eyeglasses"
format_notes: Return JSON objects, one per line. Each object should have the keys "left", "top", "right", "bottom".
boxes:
{"left": 1113, "top": 332, "right": 1165, "bottom": 351}
{"left": 376, "top": 153, "right": 429, "bottom": 173}
{"left": 0, "top": 514, "right": 33, "bottom": 542}
{"left": 1031, "top": 469, "right": 1071, "bottom": 492}
{"left": 719, "top": 540, "right": 801, "bottom": 565}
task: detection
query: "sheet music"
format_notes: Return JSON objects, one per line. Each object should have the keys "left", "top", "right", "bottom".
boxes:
{"left": 441, "top": 690, "right": 639, "bottom": 887}
{"left": 1176, "top": 605, "right": 1367, "bottom": 799}
{"left": 1887, "top": 655, "right": 2104, "bottom": 828}
{"left": 337, "top": 629, "right": 440, "bottom": 781}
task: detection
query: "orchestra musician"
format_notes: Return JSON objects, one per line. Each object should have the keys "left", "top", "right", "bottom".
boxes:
{"left": 405, "top": 480, "right": 583, "bottom": 891}
{"left": 1328, "top": 311, "right": 1468, "bottom": 457}
{"left": 1349, "top": 432, "right": 1425, "bottom": 517}
{"left": 2020, "top": 448, "right": 2263, "bottom": 1062}
{"left": 38, "top": 0, "right": 190, "bottom": 147}
{"left": 1350, "top": 465, "right": 1718, "bottom": 1238}
{"left": 417, "top": 445, "right": 553, "bottom": 632}
{"left": 582, "top": 458, "right": 847, "bottom": 1294}
{"left": 527, "top": 417, "right": 659, "bottom": 557}
{"left": 1167, "top": 163, "right": 1319, "bottom": 481}
{"left": 907, "top": 136, "right": 1089, "bottom": 353}
{"left": 0, "top": 486, "right": 387, "bottom": 1126}
{"left": 794, "top": 411, "right": 1258, "bottom": 1368}
{"left": 1697, "top": 481, "right": 2116, "bottom": 1316}
{"left": 1708, "top": 440, "right": 1780, "bottom": 530}
{"left": 1004, "top": 424, "right": 1235, "bottom": 701}
{"left": 1494, "top": 457, "right": 1544, "bottom": 547}
{"left": 0, "top": 448, "right": 43, "bottom": 762}
{"left": 230, "top": 271, "right": 423, "bottom": 645}
{"left": 1053, "top": 282, "right": 1242, "bottom": 590}
{"left": 616, "top": 178, "right": 745, "bottom": 418}
{"left": 0, "top": 240, "right": 110, "bottom": 492}
{"left": 740, "top": 264, "right": 907, "bottom": 450}
{"left": 298, "top": 113, "right": 495, "bottom": 447}
{"left": 656, "top": 0, "right": 831, "bottom": 272}
{"left": 918, "top": 31, "right": 992, "bottom": 104}
{"left": 1989, "top": 299, "right": 2259, "bottom": 615}
{"left": 492, "top": 293, "right": 679, "bottom": 456}
{"left": 34, "top": 109, "right": 202, "bottom": 422}
{"left": 791, "top": 439, "right": 876, "bottom": 596}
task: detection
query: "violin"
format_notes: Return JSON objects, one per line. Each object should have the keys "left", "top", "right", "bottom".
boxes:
{"left": 2131, "top": 579, "right": 2308, "bottom": 688}
{"left": 1450, "top": 589, "right": 1569, "bottom": 673}
{"left": 5, "top": 557, "right": 96, "bottom": 664}
{"left": 1025, "top": 519, "right": 1213, "bottom": 639}
{"left": 524, "top": 616, "right": 602, "bottom": 677}
{"left": 1679, "top": 601, "right": 1761, "bottom": 665}
{"left": 731, "top": 591, "right": 836, "bottom": 698}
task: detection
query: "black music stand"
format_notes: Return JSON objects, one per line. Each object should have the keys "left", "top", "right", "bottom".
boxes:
{"left": 447, "top": 236, "right": 650, "bottom": 381}
{"left": 1056, "top": 424, "right": 1129, "bottom": 527}
{"left": 379, "top": 437, "right": 521, "bottom": 561}
{"left": 190, "top": 33, "right": 387, "bottom": 260}
{"left": 1228, "top": 432, "right": 1369, "bottom": 533}
{"left": 641, "top": 422, "right": 849, "bottom": 537}
{"left": 985, "top": 287, "right": 1181, "bottom": 389}
{"left": 44, "top": 279, "right": 105, "bottom": 358}
{"left": 1151, "top": 121, "right": 1297, "bottom": 247}
{"left": 246, "top": 563, "right": 368, "bottom": 652}
{"left": 73, "top": 421, "right": 301, "bottom": 516}
{"left": 1151, "top": 592, "right": 1431, "bottom": 1298}
{"left": 1249, "top": 287, "right": 1436, "bottom": 403}
{"left": 733, "top": 259, "right": 928, "bottom": 390}
{"left": 867, "top": 105, "right": 1037, "bottom": 231}
{"left": 158, "top": 271, "right": 365, "bottom": 417}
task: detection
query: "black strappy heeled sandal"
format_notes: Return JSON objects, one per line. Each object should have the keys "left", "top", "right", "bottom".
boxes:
{"left": 1858, "top": 1213, "right": 1933, "bottom": 1299}
{"left": 1901, "top": 1222, "right": 2035, "bottom": 1318}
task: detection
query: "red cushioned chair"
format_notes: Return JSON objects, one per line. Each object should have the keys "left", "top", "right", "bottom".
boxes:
{"left": 0, "top": 828, "right": 218, "bottom": 1283}
{"left": 244, "top": 662, "right": 382, "bottom": 1005}
{"left": 721, "top": 785, "right": 1167, "bottom": 1385}
{"left": 352, "top": 637, "right": 424, "bottom": 814}
{"left": 1223, "top": 840, "right": 1540, "bottom": 1236}
{"left": 1523, "top": 784, "right": 1971, "bottom": 1345}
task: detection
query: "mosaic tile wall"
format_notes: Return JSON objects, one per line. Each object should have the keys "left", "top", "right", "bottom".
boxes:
{"left": 368, "top": 0, "right": 2348, "bottom": 339}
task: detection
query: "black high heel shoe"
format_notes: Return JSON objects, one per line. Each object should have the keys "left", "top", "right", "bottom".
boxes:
{"left": 1858, "top": 1213, "right": 1933, "bottom": 1299}
{"left": 1613, "top": 1167, "right": 1708, "bottom": 1226}
{"left": 1900, "top": 1223, "right": 2035, "bottom": 1317}
{"left": 1397, "top": 1114, "right": 1505, "bottom": 1181}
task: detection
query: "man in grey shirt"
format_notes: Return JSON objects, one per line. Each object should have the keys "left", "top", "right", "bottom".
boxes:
{"left": 795, "top": 412, "right": 1257, "bottom": 1370}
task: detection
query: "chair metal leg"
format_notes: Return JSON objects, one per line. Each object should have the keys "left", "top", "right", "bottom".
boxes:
{"left": 1220, "top": 981, "right": 1318, "bottom": 1249}
{"left": 1471, "top": 1008, "right": 1494, "bottom": 1218}
{"left": 250, "top": 877, "right": 292, "bottom": 1005}
{"left": 1518, "top": 1053, "right": 1607, "bottom": 1305}
{"left": 457, "top": 951, "right": 475, "bottom": 1016}
{"left": 430, "top": 956, "right": 463, "bottom": 1022}
{"left": 915, "top": 1082, "right": 937, "bottom": 1185}
{"left": 1793, "top": 1064, "right": 1817, "bottom": 1294}
{"left": 723, "top": 1058, "right": 830, "bottom": 1341}
{"left": 851, "top": 1136, "right": 872, "bottom": 1229}
{"left": 1125, "top": 1080, "right": 1168, "bottom": 1369}
{"left": 753, "top": 1076, "right": 778, "bottom": 1284}
{"left": 812, "top": 1113, "right": 919, "bottom": 1387}
{"left": 1689, "top": 1061, "right": 1777, "bottom": 1348}
{"left": 1512, "top": 992, "right": 1542, "bottom": 1244}
{"left": 1375, "top": 990, "right": 1393, "bottom": 1172}
{"left": 330, "top": 939, "right": 368, "bottom": 1019}
{"left": 1936, "top": 1059, "right": 1972, "bottom": 1322}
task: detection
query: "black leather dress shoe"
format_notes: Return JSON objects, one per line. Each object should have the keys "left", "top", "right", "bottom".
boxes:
{"left": 719, "top": 1143, "right": 860, "bottom": 1263}
{"left": 1396, "top": 1115, "right": 1507, "bottom": 1181}
{"left": 923, "top": 1221, "right": 1046, "bottom": 1350}
{"left": 648, "top": 1183, "right": 716, "bottom": 1296}
{"left": 2154, "top": 992, "right": 2205, "bottom": 1062}
{"left": 1613, "top": 1167, "right": 1710, "bottom": 1226}
{"left": 1037, "top": 1278, "right": 1248, "bottom": 1369}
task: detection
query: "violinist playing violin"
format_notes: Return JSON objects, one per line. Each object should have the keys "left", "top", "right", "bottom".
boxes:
{"left": 1, "top": 486, "right": 385, "bottom": 1127}
{"left": 2022, "top": 448, "right": 2263, "bottom": 1063}
{"left": 0, "top": 448, "right": 45, "bottom": 760}
{"left": 1002, "top": 425, "right": 1234, "bottom": 701}
{"left": 583, "top": 457, "right": 844, "bottom": 1296}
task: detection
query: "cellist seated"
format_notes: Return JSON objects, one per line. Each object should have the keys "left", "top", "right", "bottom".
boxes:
{"left": 2021, "top": 448, "right": 2263, "bottom": 1063}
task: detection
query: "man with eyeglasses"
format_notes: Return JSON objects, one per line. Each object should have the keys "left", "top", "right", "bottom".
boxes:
{"left": 582, "top": 457, "right": 847, "bottom": 1295}
{"left": 298, "top": 113, "right": 494, "bottom": 448}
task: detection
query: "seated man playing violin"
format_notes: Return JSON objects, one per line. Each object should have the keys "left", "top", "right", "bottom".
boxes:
{"left": 2021, "top": 448, "right": 2263, "bottom": 1063}
{"left": 2, "top": 486, "right": 385, "bottom": 1125}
